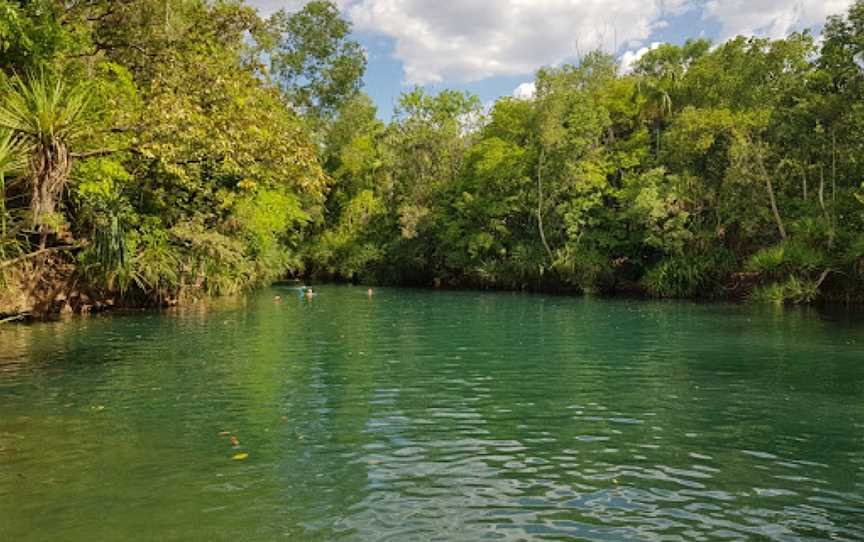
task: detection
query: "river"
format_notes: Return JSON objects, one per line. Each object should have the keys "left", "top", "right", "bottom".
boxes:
{"left": 1, "top": 285, "right": 863, "bottom": 540}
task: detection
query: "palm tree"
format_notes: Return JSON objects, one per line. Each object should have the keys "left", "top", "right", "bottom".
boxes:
{"left": 633, "top": 44, "right": 692, "bottom": 158}
{"left": 0, "top": 71, "right": 89, "bottom": 247}
{"left": 638, "top": 76, "right": 675, "bottom": 158}
{"left": 0, "top": 129, "right": 26, "bottom": 259}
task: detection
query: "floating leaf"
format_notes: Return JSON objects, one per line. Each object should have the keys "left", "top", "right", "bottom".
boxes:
{"left": 232, "top": 452, "right": 249, "bottom": 461}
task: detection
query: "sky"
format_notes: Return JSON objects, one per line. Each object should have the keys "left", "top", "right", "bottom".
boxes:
{"left": 247, "top": 0, "right": 855, "bottom": 119}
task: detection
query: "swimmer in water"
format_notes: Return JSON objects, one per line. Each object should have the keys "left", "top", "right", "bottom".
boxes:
{"left": 273, "top": 295, "right": 283, "bottom": 304}
{"left": 304, "top": 288, "right": 314, "bottom": 300}
{"left": 367, "top": 288, "right": 374, "bottom": 297}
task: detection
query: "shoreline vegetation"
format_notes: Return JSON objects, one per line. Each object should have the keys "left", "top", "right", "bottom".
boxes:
{"left": 3, "top": 1, "right": 864, "bottom": 321}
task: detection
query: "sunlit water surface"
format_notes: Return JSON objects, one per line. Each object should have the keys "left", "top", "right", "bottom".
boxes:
{"left": 1, "top": 286, "right": 863, "bottom": 541}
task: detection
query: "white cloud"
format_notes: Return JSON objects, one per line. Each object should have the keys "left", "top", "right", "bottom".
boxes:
{"left": 247, "top": 0, "right": 310, "bottom": 16}
{"left": 512, "top": 82, "right": 536, "bottom": 100}
{"left": 703, "top": 0, "right": 855, "bottom": 41}
{"left": 246, "top": 0, "right": 856, "bottom": 86}
{"left": 619, "top": 41, "right": 662, "bottom": 74}
{"left": 344, "top": 0, "right": 683, "bottom": 85}
{"left": 662, "top": 0, "right": 693, "bottom": 17}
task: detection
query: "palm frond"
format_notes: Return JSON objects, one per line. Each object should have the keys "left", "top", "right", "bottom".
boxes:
{"left": 0, "top": 129, "right": 26, "bottom": 174}
{"left": 0, "top": 70, "right": 90, "bottom": 146}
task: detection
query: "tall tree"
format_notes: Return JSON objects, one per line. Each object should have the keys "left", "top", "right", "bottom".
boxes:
{"left": 267, "top": 1, "right": 366, "bottom": 121}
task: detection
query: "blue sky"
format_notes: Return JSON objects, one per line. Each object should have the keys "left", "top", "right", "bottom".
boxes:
{"left": 248, "top": 1, "right": 854, "bottom": 120}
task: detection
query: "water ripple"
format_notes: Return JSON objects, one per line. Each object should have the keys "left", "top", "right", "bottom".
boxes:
{"left": 1, "top": 287, "right": 863, "bottom": 541}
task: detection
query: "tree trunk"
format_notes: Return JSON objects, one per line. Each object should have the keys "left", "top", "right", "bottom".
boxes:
{"left": 765, "top": 175, "right": 787, "bottom": 241}
{"left": 31, "top": 140, "right": 72, "bottom": 248}
{"left": 819, "top": 164, "right": 834, "bottom": 246}
{"left": 819, "top": 165, "right": 825, "bottom": 213}
{"left": 751, "top": 143, "right": 787, "bottom": 241}
{"left": 536, "top": 148, "right": 554, "bottom": 261}
{"left": 801, "top": 166, "right": 807, "bottom": 201}
{"left": 831, "top": 130, "right": 837, "bottom": 235}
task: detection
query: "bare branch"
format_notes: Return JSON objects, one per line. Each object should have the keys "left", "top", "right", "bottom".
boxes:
{"left": 0, "top": 245, "right": 80, "bottom": 270}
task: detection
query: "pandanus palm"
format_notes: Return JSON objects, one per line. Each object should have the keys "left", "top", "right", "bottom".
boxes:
{"left": 0, "top": 72, "right": 89, "bottom": 246}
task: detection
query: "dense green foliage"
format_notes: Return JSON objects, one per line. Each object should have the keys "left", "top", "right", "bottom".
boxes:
{"left": 310, "top": 3, "right": 864, "bottom": 304}
{"left": 3, "top": 0, "right": 864, "bottom": 314}
{"left": 0, "top": 0, "right": 361, "bottom": 313}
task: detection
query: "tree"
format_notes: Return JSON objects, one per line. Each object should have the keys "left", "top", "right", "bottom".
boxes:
{"left": 634, "top": 40, "right": 710, "bottom": 157}
{"left": 268, "top": 1, "right": 366, "bottom": 121}
{"left": 0, "top": 71, "right": 89, "bottom": 246}
{"left": 531, "top": 54, "right": 619, "bottom": 288}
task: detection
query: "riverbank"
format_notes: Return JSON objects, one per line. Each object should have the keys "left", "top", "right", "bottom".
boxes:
{"left": 2, "top": 264, "right": 852, "bottom": 325}
{"left": 0, "top": 253, "right": 170, "bottom": 322}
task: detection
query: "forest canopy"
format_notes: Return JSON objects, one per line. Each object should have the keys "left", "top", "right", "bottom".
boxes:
{"left": 2, "top": 0, "right": 864, "bottom": 316}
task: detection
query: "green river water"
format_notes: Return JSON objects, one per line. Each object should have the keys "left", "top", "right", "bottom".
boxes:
{"left": 1, "top": 285, "right": 863, "bottom": 541}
